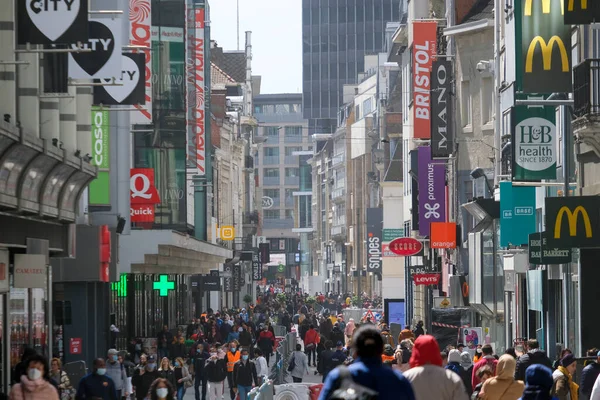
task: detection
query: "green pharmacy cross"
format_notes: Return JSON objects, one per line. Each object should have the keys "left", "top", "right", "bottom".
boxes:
{"left": 154, "top": 275, "right": 175, "bottom": 296}
{"left": 278, "top": 263, "right": 285, "bottom": 273}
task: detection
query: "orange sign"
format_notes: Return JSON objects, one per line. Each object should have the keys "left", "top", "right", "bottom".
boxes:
{"left": 430, "top": 222, "right": 457, "bottom": 249}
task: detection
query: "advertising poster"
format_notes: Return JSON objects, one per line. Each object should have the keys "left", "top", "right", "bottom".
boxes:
{"left": 462, "top": 327, "right": 483, "bottom": 349}
{"left": 129, "top": 0, "right": 153, "bottom": 123}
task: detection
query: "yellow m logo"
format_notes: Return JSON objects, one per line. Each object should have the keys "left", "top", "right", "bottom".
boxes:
{"left": 554, "top": 206, "right": 593, "bottom": 239}
{"left": 567, "top": 0, "right": 588, "bottom": 11}
{"left": 524, "top": 0, "right": 564, "bottom": 15}
{"left": 525, "top": 36, "right": 569, "bottom": 73}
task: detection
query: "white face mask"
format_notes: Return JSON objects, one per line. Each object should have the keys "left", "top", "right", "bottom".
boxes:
{"left": 28, "top": 368, "right": 42, "bottom": 381}
{"left": 156, "top": 388, "right": 169, "bottom": 398}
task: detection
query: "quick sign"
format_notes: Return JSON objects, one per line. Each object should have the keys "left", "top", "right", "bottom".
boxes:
{"left": 129, "top": 0, "right": 152, "bottom": 123}
{"left": 431, "top": 60, "right": 453, "bottom": 158}
{"left": 130, "top": 168, "right": 161, "bottom": 223}
{"left": 94, "top": 53, "right": 146, "bottom": 106}
{"left": 89, "top": 107, "right": 110, "bottom": 206}
{"left": 516, "top": 0, "right": 572, "bottom": 93}
{"left": 528, "top": 231, "right": 572, "bottom": 264}
{"left": 512, "top": 104, "right": 557, "bottom": 181}
{"left": 18, "top": 0, "right": 88, "bottom": 45}
{"left": 418, "top": 146, "right": 446, "bottom": 236}
{"left": 412, "top": 21, "right": 437, "bottom": 139}
{"left": 500, "top": 182, "right": 536, "bottom": 247}
{"left": 366, "top": 208, "right": 383, "bottom": 273}
{"left": 545, "top": 196, "right": 600, "bottom": 248}
{"left": 68, "top": 17, "right": 122, "bottom": 79}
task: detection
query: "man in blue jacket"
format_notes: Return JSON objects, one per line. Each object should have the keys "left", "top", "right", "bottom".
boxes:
{"left": 76, "top": 358, "right": 118, "bottom": 400}
{"left": 580, "top": 349, "right": 600, "bottom": 400}
{"left": 319, "top": 325, "right": 415, "bottom": 400}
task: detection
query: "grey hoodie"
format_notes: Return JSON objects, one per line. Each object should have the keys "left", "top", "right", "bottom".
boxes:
{"left": 106, "top": 360, "right": 127, "bottom": 391}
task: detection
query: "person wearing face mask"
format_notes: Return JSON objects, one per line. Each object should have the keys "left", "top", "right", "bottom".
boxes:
{"left": 149, "top": 378, "right": 175, "bottom": 400}
{"left": 105, "top": 349, "right": 128, "bottom": 399}
{"left": 75, "top": 358, "right": 118, "bottom": 400}
{"left": 132, "top": 355, "right": 160, "bottom": 400}
{"left": 474, "top": 345, "right": 484, "bottom": 363}
{"left": 9, "top": 354, "right": 59, "bottom": 400}
{"left": 205, "top": 346, "right": 228, "bottom": 400}
{"left": 225, "top": 342, "right": 241, "bottom": 400}
{"left": 257, "top": 325, "right": 275, "bottom": 366}
{"left": 238, "top": 324, "right": 253, "bottom": 351}
{"left": 232, "top": 349, "right": 258, "bottom": 400}
{"left": 192, "top": 343, "right": 210, "bottom": 400}
{"left": 173, "top": 357, "right": 191, "bottom": 400}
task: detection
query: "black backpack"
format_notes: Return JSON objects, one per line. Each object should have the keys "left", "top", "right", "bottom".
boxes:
{"left": 328, "top": 366, "right": 378, "bottom": 400}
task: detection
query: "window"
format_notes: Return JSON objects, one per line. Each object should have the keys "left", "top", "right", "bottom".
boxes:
{"left": 265, "top": 126, "right": 280, "bottom": 137}
{"left": 363, "top": 97, "right": 373, "bottom": 115}
{"left": 254, "top": 105, "right": 262, "bottom": 114}
{"left": 285, "top": 188, "right": 295, "bottom": 199}
{"left": 461, "top": 81, "right": 472, "bottom": 128}
{"left": 264, "top": 168, "right": 279, "bottom": 178}
{"left": 275, "top": 104, "right": 290, "bottom": 114}
{"left": 285, "top": 146, "right": 302, "bottom": 156}
{"left": 264, "top": 210, "right": 280, "bottom": 219}
{"left": 291, "top": 104, "right": 301, "bottom": 113}
{"left": 285, "top": 168, "right": 300, "bottom": 177}
{"left": 263, "top": 189, "right": 280, "bottom": 199}
{"left": 285, "top": 209, "right": 294, "bottom": 219}
{"left": 264, "top": 147, "right": 279, "bottom": 157}
{"left": 355, "top": 104, "right": 361, "bottom": 120}
{"left": 285, "top": 126, "right": 302, "bottom": 138}
{"left": 481, "top": 77, "right": 494, "bottom": 125}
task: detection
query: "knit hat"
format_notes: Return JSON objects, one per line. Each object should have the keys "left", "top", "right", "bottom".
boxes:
{"left": 561, "top": 353, "right": 576, "bottom": 367}
{"left": 448, "top": 349, "right": 462, "bottom": 363}
{"left": 525, "top": 364, "right": 554, "bottom": 390}
{"left": 460, "top": 351, "right": 473, "bottom": 370}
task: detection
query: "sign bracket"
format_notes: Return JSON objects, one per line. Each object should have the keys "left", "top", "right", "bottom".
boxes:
{"left": 68, "top": 78, "right": 123, "bottom": 87}
{"left": 515, "top": 99, "right": 574, "bottom": 106}
{"left": 15, "top": 43, "right": 92, "bottom": 54}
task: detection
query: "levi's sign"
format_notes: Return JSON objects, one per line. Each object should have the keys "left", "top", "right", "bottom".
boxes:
{"left": 545, "top": 196, "right": 599, "bottom": 248}
{"left": 413, "top": 273, "right": 440, "bottom": 286}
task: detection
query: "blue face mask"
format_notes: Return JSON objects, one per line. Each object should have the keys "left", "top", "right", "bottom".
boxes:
{"left": 174, "top": 362, "right": 180, "bottom": 367}
{"left": 197, "top": 349, "right": 202, "bottom": 353}
{"left": 242, "top": 355, "right": 249, "bottom": 361}
{"left": 147, "top": 363, "right": 156, "bottom": 371}
{"left": 96, "top": 368, "right": 107, "bottom": 376}
{"left": 112, "top": 355, "right": 118, "bottom": 362}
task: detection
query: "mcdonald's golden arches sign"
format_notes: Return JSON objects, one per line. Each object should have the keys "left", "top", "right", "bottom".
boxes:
{"left": 516, "top": 0, "right": 572, "bottom": 94}
{"left": 545, "top": 196, "right": 600, "bottom": 248}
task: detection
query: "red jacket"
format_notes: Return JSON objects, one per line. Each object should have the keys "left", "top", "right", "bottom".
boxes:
{"left": 471, "top": 355, "right": 498, "bottom": 389}
{"left": 304, "top": 328, "right": 319, "bottom": 346}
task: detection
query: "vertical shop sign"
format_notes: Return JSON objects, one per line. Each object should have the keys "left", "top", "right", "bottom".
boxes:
{"left": 500, "top": 181, "right": 536, "bottom": 247}
{"left": 130, "top": 168, "right": 161, "bottom": 223}
{"left": 129, "top": 0, "right": 153, "bottom": 122}
{"left": 193, "top": 7, "right": 206, "bottom": 175}
{"left": 366, "top": 208, "right": 383, "bottom": 273}
{"left": 412, "top": 21, "right": 437, "bottom": 139}
{"left": 431, "top": 60, "right": 453, "bottom": 158}
{"left": 252, "top": 250, "right": 263, "bottom": 281}
{"left": 515, "top": 0, "right": 572, "bottom": 93}
{"left": 233, "top": 264, "right": 241, "bottom": 291}
{"left": 418, "top": 146, "right": 446, "bottom": 236}
{"left": 89, "top": 107, "right": 110, "bottom": 205}
{"left": 185, "top": 2, "right": 197, "bottom": 170}
{"left": 0, "top": 249, "right": 8, "bottom": 293}
{"left": 511, "top": 104, "right": 557, "bottom": 181}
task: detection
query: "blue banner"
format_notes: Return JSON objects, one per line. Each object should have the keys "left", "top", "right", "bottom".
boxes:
{"left": 500, "top": 182, "right": 536, "bottom": 247}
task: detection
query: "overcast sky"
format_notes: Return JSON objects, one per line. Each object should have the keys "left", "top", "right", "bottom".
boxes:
{"left": 208, "top": 0, "right": 303, "bottom": 94}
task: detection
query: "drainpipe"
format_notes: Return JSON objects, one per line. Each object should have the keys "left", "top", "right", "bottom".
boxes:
{"left": 493, "top": 0, "right": 502, "bottom": 187}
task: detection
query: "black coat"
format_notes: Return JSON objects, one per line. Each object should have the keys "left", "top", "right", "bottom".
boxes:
{"left": 318, "top": 349, "right": 335, "bottom": 376}
{"left": 192, "top": 351, "right": 211, "bottom": 381}
{"left": 460, "top": 366, "right": 473, "bottom": 395}
{"left": 232, "top": 361, "right": 257, "bottom": 387}
{"left": 329, "top": 328, "right": 345, "bottom": 346}
{"left": 159, "top": 369, "right": 177, "bottom": 388}
{"left": 514, "top": 350, "right": 553, "bottom": 381}
{"left": 204, "top": 358, "right": 228, "bottom": 383}
{"left": 580, "top": 362, "right": 600, "bottom": 400}
{"left": 132, "top": 369, "right": 160, "bottom": 400}
{"left": 238, "top": 330, "right": 253, "bottom": 348}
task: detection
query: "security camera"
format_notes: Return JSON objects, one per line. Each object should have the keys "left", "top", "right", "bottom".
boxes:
{"left": 476, "top": 61, "right": 488, "bottom": 72}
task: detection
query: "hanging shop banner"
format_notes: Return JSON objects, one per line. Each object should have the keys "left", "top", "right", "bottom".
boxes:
{"left": 17, "top": 0, "right": 88, "bottom": 45}
{"left": 366, "top": 208, "right": 383, "bottom": 273}
{"left": 389, "top": 237, "right": 423, "bottom": 257}
{"left": 418, "top": 146, "right": 446, "bottom": 236}
{"left": 499, "top": 182, "right": 536, "bottom": 247}
{"left": 201, "top": 275, "right": 220, "bottom": 291}
{"left": 89, "top": 107, "right": 111, "bottom": 206}
{"left": 68, "top": 17, "right": 122, "bottom": 79}
{"left": 528, "top": 231, "right": 572, "bottom": 264}
{"left": 383, "top": 228, "right": 404, "bottom": 242}
{"left": 511, "top": 105, "right": 557, "bottom": 181}
{"left": 193, "top": 6, "right": 206, "bottom": 175}
{"left": 232, "top": 264, "right": 241, "bottom": 291}
{"left": 412, "top": 21, "right": 437, "bottom": 139}
{"left": 515, "top": 0, "right": 572, "bottom": 94}
{"left": 14, "top": 254, "right": 47, "bottom": 289}
{"left": 185, "top": 2, "right": 197, "bottom": 170}
{"left": 252, "top": 250, "right": 263, "bottom": 281}
{"left": 130, "top": 168, "right": 161, "bottom": 223}
{"left": 129, "top": 0, "right": 153, "bottom": 123}
{"left": 564, "top": 0, "right": 600, "bottom": 24}
{"left": 430, "top": 222, "right": 457, "bottom": 249}
{"left": 151, "top": 26, "right": 185, "bottom": 112}
{"left": 431, "top": 59, "right": 453, "bottom": 158}
{"left": 413, "top": 273, "right": 441, "bottom": 286}
{"left": 545, "top": 196, "right": 600, "bottom": 248}
{"left": 0, "top": 249, "right": 8, "bottom": 294}
{"left": 223, "top": 276, "right": 233, "bottom": 292}
{"left": 93, "top": 53, "right": 146, "bottom": 106}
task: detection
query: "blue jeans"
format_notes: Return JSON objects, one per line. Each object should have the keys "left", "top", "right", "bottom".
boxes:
{"left": 177, "top": 386, "right": 186, "bottom": 400}
{"left": 237, "top": 385, "right": 252, "bottom": 400}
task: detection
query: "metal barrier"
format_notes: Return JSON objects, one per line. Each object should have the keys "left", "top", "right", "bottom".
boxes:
{"left": 268, "top": 332, "right": 297, "bottom": 385}
{"left": 248, "top": 380, "right": 274, "bottom": 400}
{"left": 273, "top": 325, "right": 287, "bottom": 337}
{"left": 63, "top": 360, "right": 87, "bottom": 391}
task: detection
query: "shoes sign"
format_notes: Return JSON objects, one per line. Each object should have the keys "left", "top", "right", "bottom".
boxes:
{"left": 18, "top": 0, "right": 89, "bottom": 45}
{"left": 68, "top": 17, "right": 123, "bottom": 79}
{"left": 93, "top": 53, "right": 146, "bottom": 105}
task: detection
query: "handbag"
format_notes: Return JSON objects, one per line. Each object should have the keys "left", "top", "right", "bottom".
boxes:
{"left": 287, "top": 354, "right": 296, "bottom": 372}
{"left": 183, "top": 367, "right": 193, "bottom": 389}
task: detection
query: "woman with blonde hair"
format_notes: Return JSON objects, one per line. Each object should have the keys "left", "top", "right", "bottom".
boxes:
{"left": 173, "top": 357, "right": 192, "bottom": 400}
{"left": 49, "top": 358, "right": 73, "bottom": 400}
{"left": 158, "top": 357, "right": 177, "bottom": 388}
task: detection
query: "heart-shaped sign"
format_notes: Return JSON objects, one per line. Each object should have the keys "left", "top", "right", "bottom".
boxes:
{"left": 71, "top": 20, "right": 115, "bottom": 76}
{"left": 102, "top": 55, "right": 140, "bottom": 103}
{"left": 27, "top": 0, "right": 81, "bottom": 42}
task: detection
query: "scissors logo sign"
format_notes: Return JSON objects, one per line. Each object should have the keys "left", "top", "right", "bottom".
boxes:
{"left": 424, "top": 203, "right": 441, "bottom": 219}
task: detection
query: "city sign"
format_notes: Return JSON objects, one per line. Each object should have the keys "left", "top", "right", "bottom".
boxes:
{"left": 516, "top": 0, "right": 572, "bottom": 93}
{"left": 129, "top": 0, "right": 153, "bottom": 122}
{"left": 412, "top": 21, "right": 437, "bottom": 139}
{"left": 389, "top": 237, "right": 423, "bottom": 257}
{"left": 430, "top": 222, "right": 457, "bottom": 249}
{"left": 153, "top": 275, "right": 175, "bottom": 296}
{"left": 545, "top": 196, "right": 600, "bottom": 248}
{"left": 512, "top": 104, "right": 557, "bottom": 181}
{"left": 413, "top": 273, "right": 441, "bottom": 286}
{"left": 528, "top": 231, "right": 572, "bottom": 264}
{"left": 94, "top": 53, "right": 147, "bottom": 106}
{"left": 431, "top": 59, "right": 453, "bottom": 158}
{"left": 17, "top": 0, "right": 89, "bottom": 45}
{"left": 500, "top": 182, "right": 536, "bottom": 247}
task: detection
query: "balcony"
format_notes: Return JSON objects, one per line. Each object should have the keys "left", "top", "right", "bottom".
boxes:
{"left": 283, "top": 135, "right": 303, "bottom": 143}
{"left": 263, "top": 218, "right": 294, "bottom": 230}
{"left": 263, "top": 155, "right": 280, "bottom": 165}
{"left": 262, "top": 176, "right": 280, "bottom": 186}
{"left": 284, "top": 176, "right": 299, "bottom": 186}
{"left": 332, "top": 154, "right": 345, "bottom": 168}
{"left": 331, "top": 187, "right": 345, "bottom": 203}
{"left": 331, "top": 224, "right": 347, "bottom": 239}
{"left": 284, "top": 155, "right": 297, "bottom": 165}
{"left": 573, "top": 59, "right": 600, "bottom": 153}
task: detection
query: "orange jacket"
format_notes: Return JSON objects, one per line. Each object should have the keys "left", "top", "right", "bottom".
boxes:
{"left": 226, "top": 350, "right": 240, "bottom": 372}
